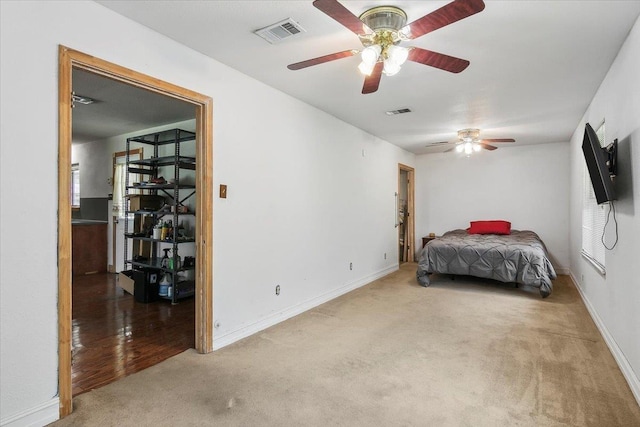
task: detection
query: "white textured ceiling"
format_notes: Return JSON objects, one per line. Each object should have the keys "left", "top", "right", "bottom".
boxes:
{"left": 72, "top": 69, "right": 195, "bottom": 143}
{"left": 94, "top": 0, "right": 640, "bottom": 154}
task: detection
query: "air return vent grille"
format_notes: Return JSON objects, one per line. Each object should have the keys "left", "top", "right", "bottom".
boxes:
{"left": 425, "top": 140, "right": 449, "bottom": 146}
{"left": 385, "top": 108, "right": 412, "bottom": 116}
{"left": 255, "top": 18, "right": 306, "bottom": 44}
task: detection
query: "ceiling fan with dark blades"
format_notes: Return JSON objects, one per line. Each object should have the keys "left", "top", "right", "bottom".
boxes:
{"left": 287, "top": 0, "right": 485, "bottom": 94}
{"left": 440, "top": 129, "right": 515, "bottom": 154}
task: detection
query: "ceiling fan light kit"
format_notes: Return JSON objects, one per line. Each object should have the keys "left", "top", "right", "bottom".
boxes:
{"left": 357, "top": 6, "right": 410, "bottom": 77}
{"left": 456, "top": 141, "right": 482, "bottom": 155}
{"left": 287, "top": 0, "right": 486, "bottom": 94}
{"left": 446, "top": 128, "right": 516, "bottom": 156}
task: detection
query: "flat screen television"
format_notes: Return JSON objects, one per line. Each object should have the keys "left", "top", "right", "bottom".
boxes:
{"left": 582, "top": 123, "right": 617, "bottom": 205}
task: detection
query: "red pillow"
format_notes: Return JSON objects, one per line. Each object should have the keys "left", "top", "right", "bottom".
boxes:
{"left": 468, "top": 220, "right": 511, "bottom": 235}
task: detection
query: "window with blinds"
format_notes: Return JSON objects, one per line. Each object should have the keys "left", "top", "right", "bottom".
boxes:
{"left": 112, "top": 162, "right": 127, "bottom": 218}
{"left": 112, "top": 150, "right": 142, "bottom": 218}
{"left": 581, "top": 121, "right": 607, "bottom": 274}
{"left": 71, "top": 163, "right": 80, "bottom": 208}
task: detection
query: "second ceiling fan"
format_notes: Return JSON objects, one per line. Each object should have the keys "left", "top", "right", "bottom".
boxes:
{"left": 288, "top": 0, "right": 486, "bottom": 94}
{"left": 444, "top": 129, "right": 516, "bottom": 154}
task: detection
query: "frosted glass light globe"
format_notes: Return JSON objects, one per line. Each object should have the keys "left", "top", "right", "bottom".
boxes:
{"left": 361, "top": 45, "right": 381, "bottom": 66}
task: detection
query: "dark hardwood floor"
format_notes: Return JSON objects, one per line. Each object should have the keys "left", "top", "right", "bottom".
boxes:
{"left": 72, "top": 273, "right": 194, "bottom": 396}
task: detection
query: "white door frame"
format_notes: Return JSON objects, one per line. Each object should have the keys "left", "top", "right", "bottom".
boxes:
{"left": 398, "top": 163, "right": 415, "bottom": 262}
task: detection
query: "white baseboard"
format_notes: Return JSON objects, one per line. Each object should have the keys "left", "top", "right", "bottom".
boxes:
{"left": 569, "top": 271, "right": 640, "bottom": 406}
{"left": 214, "top": 265, "right": 399, "bottom": 350}
{"left": 0, "top": 397, "right": 59, "bottom": 427}
{"left": 555, "top": 267, "right": 570, "bottom": 275}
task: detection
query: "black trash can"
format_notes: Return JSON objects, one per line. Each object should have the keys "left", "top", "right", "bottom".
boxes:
{"left": 132, "top": 268, "right": 159, "bottom": 303}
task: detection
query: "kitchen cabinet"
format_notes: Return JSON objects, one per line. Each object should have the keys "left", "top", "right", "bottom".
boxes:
{"left": 72, "top": 220, "right": 108, "bottom": 275}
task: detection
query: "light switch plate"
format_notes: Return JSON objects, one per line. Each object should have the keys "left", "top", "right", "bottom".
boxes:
{"left": 219, "top": 184, "right": 227, "bottom": 198}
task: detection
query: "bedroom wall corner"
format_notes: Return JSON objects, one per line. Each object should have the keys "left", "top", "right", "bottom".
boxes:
{"left": 414, "top": 142, "right": 570, "bottom": 270}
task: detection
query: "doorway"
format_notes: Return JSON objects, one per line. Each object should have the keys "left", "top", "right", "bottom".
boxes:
{"left": 70, "top": 69, "right": 195, "bottom": 396}
{"left": 58, "top": 46, "right": 213, "bottom": 417}
{"left": 398, "top": 164, "right": 415, "bottom": 263}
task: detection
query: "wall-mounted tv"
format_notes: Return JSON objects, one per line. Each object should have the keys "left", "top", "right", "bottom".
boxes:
{"left": 582, "top": 123, "right": 617, "bottom": 205}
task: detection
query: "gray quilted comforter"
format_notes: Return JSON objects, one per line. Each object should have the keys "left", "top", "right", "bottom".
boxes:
{"left": 416, "top": 229, "right": 556, "bottom": 297}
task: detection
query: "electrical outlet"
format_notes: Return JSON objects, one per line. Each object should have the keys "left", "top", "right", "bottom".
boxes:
{"left": 275, "top": 285, "right": 280, "bottom": 296}
{"left": 349, "top": 262, "right": 353, "bottom": 271}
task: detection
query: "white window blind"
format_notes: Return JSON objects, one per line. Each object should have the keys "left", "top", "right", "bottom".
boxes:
{"left": 71, "top": 163, "right": 80, "bottom": 208}
{"left": 112, "top": 151, "right": 141, "bottom": 218}
{"left": 112, "top": 162, "right": 127, "bottom": 218}
{"left": 581, "top": 121, "right": 607, "bottom": 274}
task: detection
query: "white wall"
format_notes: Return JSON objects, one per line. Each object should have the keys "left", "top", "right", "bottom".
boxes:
{"left": 414, "top": 142, "right": 570, "bottom": 270}
{"left": 568, "top": 16, "right": 640, "bottom": 402}
{"left": 72, "top": 141, "right": 112, "bottom": 199}
{"left": 0, "top": 1, "right": 414, "bottom": 424}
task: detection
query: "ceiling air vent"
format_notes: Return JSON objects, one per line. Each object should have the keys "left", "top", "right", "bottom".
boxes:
{"left": 385, "top": 108, "right": 412, "bottom": 116}
{"left": 255, "top": 18, "right": 306, "bottom": 44}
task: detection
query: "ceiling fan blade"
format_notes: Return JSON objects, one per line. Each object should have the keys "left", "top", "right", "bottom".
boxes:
{"left": 287, "top": 50, "right": 357, "bottom": 70}
{"left": 313, "top": 0, "right": 371, "bottom": 36}
{"left": 480, "top": 143, "right": 498, "bottom": 151}
{"left": 362, "top": 62, "right": 384, "bottom": 94}
{"left": 405, "top": 0, "right": 485, "bottom": 40}
{"left": 480, "top": 138, "right": 515, "bottom": 143}
{"left": 444, "top": 146, "right": 458, "bottom": 153}
{"left": 407, "top": 48, "right": 470, "bottom": 73}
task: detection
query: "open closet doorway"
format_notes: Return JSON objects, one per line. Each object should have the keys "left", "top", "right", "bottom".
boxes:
{"left": 58, "top": 46, "right": 213, "bottom": 418}
{"left": 398, "top": 164, "right": 415, "bottom": 263}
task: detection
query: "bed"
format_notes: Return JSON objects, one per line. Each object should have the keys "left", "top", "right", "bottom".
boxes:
{"left": 416, "top": 228, "right": 556, "bottom": 298}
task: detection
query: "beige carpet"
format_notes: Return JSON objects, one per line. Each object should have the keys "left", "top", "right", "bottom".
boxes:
{"left": 52, "top": 263, "right": 640, "bottom": 426}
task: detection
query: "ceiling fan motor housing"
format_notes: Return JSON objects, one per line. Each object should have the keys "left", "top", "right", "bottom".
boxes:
{"left": 458, "top": 128, "right": 481, "bottom": 142}
{"left": 359, "top": 6, "right": 407, "bottom": 48}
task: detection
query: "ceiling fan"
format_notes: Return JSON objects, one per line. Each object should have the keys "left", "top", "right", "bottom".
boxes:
{"left": 441, "top": 129, "right": 515, "bottom": 154}
{"left": 287, "top": 0, "right": 486, "bottom": 94}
